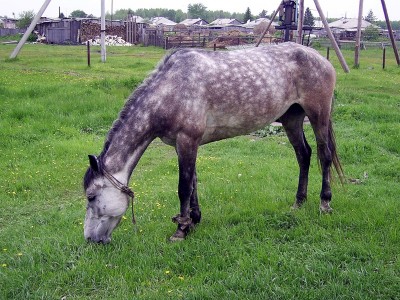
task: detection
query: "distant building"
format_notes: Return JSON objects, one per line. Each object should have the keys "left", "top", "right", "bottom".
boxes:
{"left": 209, "top": 18, "right": 242, "bottom": 26}
{"left": 243, "top": 18, "right": 278, "bottom": 28}
{"left": 179, "top": 18, "right": 209, "bottom": 26}
{"left": 0, "top": 17, "right": 17, "bottom": 29}
{"left": 150, "top": 17, "right": 176, "bottom": 30}
{"left": 328, "top": 18, "right": 380, "bottom": 39}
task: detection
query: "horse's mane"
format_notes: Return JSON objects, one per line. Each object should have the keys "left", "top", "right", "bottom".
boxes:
{"left": 83, "top": 49, "right": 184, "bottom": 189}
{"left": 99, "top": 48, "right": 183, "bottom": 159}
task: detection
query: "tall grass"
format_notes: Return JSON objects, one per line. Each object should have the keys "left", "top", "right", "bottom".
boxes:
{"left": 0, "top": 44, "right": 399, "bottom": 299}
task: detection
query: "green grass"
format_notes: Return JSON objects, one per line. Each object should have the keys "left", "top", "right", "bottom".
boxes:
{"left": 0, "top": 44, "right": 399, "bottom": 299}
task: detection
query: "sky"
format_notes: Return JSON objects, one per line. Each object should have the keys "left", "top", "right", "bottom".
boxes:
{"left": 1, "top": 0, "right": 399, "bottom": 21}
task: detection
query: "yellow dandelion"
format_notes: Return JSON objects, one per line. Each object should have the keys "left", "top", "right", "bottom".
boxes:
{"left": 165, "top": 270, "right": 170, "bottom": 275}
{"left": 122, "top": 216, "right": 127, "bottom": 220}
{"left": 178, "top": 276, "right": 184, "bottom": 280}
{"left": 2, "top": 264, "right": 7, "bottom": 267}
{"left": 17, "top": 252, "right": 23, "bottom": 256}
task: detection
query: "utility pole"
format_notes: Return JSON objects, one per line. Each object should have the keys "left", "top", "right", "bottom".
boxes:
{"left": 354, "top": 0, "right": 364, "bottom": 68}
{"left": 101, "top": 0, "right": 106, "bottom": 63}
{"left": 10, "top": 0, "right": 52, "bottom": 59}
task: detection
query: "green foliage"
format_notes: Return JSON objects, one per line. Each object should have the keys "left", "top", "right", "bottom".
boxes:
{"left": 252, "top": 125, "right": 285, "bottom": 137}
{"left": 16, "top": 10, "right": 34, "bottom": 29}
{"left": 188, "top": 3, "right": 208, "bottom": 19}
{"left": 27, "top": 32, "right": 38, "bottom": 42}
{"left": 363, "top": 25, "right": 380, "bottom": 41}
{"left": 259, "top": 9, "right": 268, "bottom": 18}
{"left": 243, "top": 7, "right": 253, "bottom": 23}
{"left": 364, "top": 9, "right": 377, "bottom": 24}
{"left": 375, "top": 20, "right": 400, "bottom": 30}
{"left": 69, "top": 9, "right": 87, "bottom": 18}
{"left": 0, "top": 45, "right": 399, "bottom": 299}
{"left": 304, "top": 7, "right": 315, "bottom": 27}
{"left": 106, "top": 6, "right": 246, "bottom": 23}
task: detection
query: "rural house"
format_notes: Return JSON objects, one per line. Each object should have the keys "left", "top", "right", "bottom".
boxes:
{"left": 179, "top": 18, "right": 209, "bottom": 26}
{"left": 0, "top": 17, "right": 17, "bottom": 29}
{"left": 328, "top": 18, "right": 380, "bottom": 39}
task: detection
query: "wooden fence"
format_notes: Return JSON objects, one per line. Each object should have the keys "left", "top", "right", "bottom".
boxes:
{"left": 0, "top": 28, "right": 25, "bottom": 36}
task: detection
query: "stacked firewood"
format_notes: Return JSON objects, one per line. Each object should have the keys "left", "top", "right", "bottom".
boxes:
{"left": 85, "top": 35, "right": 132, "bottom": 46}
{"left": 80, "top": 21, "right": 126, "bottom": 43}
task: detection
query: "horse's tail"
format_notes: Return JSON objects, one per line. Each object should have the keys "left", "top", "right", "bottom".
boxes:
{"left": 328, "top": 119, "right": 345, "bottom": 184}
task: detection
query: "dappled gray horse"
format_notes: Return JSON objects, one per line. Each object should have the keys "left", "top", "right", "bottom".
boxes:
{"left": 83, "top": 42, "right": 343, "bottom": 243}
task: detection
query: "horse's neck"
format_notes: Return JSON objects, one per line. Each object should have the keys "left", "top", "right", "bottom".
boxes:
{"left": 102, "top": 109, "right": 154, "bottom": 184}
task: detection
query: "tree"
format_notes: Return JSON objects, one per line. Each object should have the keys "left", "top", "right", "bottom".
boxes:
{"left": 259, "top": 10, "right": 268, "bottom": 18}
{"left": 188, "top": 3, "right": 207, "bottom": 19}
{"left": 303, "top": 7, "right": 315, "bottom": 27}
{"left": 364, "top": 9, "right": 377, "bottom": 24}
{"left": 69, "top": 10, "right": 87, "bottom": 18}
{"left": 16, "top": 10, "right": 34, "bottom": 29}
{"left": 363, "top": 25, "right": 379, "bottom": 41}
{"left": 243, "top": 7, "right": 252, "bottom": 23}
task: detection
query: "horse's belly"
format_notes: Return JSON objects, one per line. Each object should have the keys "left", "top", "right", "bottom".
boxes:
{"left": 200, "top": 113, "right": 276, "bottom": 144}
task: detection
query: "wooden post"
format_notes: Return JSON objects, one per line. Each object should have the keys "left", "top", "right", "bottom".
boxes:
{"left": 87, "top": 40, "right": 91, "bottom": 67}
{"left": 381, "top": 0, "right": 400, "bottom": 66}
{"left": 256, "top": 3, "right": 282, "bottom": 47}
{"left": 327, "top": 47, "right": 330, "bottom": 60}
{"left": 101, "top": 0, "right": 106, "bottom": 63}
{"left": 313, "top": 0, "right": 350, "bottom": 73}
{"left": 354, "top": 0, "right": 364, "bottom": 68}
{"left": 382, "top": 47, "right": 386, "bottom": 69}
{"left": 10, "top": 0, "right": 52, "bottom": 59}
{"left": 296, "top": 0, "right": 305, "bottom": 44}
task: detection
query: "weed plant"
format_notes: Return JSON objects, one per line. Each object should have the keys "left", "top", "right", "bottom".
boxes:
{"left": 0, "top": 44, "right": 399, "bottom": 299}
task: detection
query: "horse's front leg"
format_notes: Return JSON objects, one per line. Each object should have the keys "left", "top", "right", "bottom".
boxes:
{"left": 190, "top": 169, "right": 202, "bottom": 224}
{"left": 170, "top": 134, "right": 199, "bottom": 242}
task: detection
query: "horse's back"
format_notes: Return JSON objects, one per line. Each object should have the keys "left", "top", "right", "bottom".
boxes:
{"left": 151, "top": 43, "right": 336, "bottom": 144}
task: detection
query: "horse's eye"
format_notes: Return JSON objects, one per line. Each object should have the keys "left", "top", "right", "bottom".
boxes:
{"left": 88, "top": 196, "right": 96, "bottom": 202}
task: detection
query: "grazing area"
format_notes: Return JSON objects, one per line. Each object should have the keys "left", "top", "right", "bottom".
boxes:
{"left": 0, "top": 44, "right": 399, "bottom": 299}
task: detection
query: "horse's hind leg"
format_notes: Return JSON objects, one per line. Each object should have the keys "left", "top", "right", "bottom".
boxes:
{"left": 279, "top": 104, "right": 312, "bottom": 209}
{"left": 307, "top": 112, "right": 334, "bottom": 213}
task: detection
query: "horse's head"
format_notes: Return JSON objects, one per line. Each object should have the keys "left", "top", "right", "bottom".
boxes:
{"left": 83, "top": 155, "right": 131, "bottom": 244}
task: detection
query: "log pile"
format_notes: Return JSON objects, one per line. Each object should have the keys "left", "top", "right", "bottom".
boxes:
{"left": 85, "top": 35, "right": 132, "bottom": 46}
{"left": 80, "top": 21, "right": 127, "bottom": 43}
{"left": 207, "top": 30, "right": 250, "bottom": 49}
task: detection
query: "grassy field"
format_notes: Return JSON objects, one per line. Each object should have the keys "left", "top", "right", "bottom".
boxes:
{"left": 0, "top": 43, "right": 399, "bottom": 299}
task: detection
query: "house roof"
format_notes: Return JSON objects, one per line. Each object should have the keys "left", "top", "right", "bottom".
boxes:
{"left": 179, "top": 18, "right": 209, "bottom": 26}
{"left": 151, "top": 17, "right": 176, "bottom": 26}
{"left": 328, "top": 18, "right": 379, "bottom": 31}
{"left": 209, "top": 18, "right": 242, "bottom": 26}
{"left": 242, "top": 18, "right": 278, "bottom": 28}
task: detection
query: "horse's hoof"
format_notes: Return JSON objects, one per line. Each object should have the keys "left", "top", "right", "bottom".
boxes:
{"left": 291, "top": 203, "right": 301, "bottom": 210}
{"left": 320, "top": 200, "right": 333, "bottom": 214}
{"left": 168, "top": 228, "right": 186, "bottom": 242}
{"left": 169, "top": 235, "right": 185, "bottom": 242}
{"left": 291, "top": 199, "right": 305, "bottom": 210}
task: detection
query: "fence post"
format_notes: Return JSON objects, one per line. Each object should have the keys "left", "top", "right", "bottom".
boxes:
{"left": 326, "top": 47, "right": 330, "bottom": 60}
{"left": 382, "top": 47, "right": 386, "bottom": 69}
{"left": 87, "top": 40, "right": 91, "bottom": 67}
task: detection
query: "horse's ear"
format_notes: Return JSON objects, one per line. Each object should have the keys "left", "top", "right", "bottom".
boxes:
{"left": 88, "top": 155, "right": 101, "bottom": 173}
